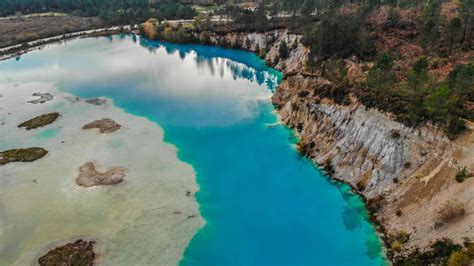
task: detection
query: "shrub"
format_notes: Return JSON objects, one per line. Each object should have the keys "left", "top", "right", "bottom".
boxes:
{"left": 446, "top": 117, "right": 466, "bottom": 139}
{"left": 396, "top": 210, "right": 402, "bottom": 216}
{"left": 466, "top": 243, "right": 474, "bottom": 257}
{"left": 390, "top": 130, "right": 401, "bottom": 139}
{"left": 367, "top": 195, "right": 385, "bottom": 213}
{"left": 356, "top": 179, "right": 366, "bottom": 191}
{"left": 455, "top": 167, "right": 469, "bottom": 183}
{"left": 391, "top": 241, "right": 402, "bottom": 253}
{"left": 298, "top": 91, "right": 310, "bottom": 98}
{"left": 448, "top": 251, "right": 471, "bottom": 266}
{"left": 322, "top": 158, "right": 335, "bottom": 176}
{"left": 394, "top": 239, "right": 462, "bottom": 265}
{"left": 393, "top": 231, "right": 410, "bottom": 244}
{"left": 255, "top": 44, "right": 260, "bottom": 54}
{"left": 244, "top": 38, "right": 251, "bottom": 49}
{"left": 435, "top": 201, "right": 466, "bottom": 227}
{"left": 200, "top": 31, "right": 211, "bottom": 44}
{"left": 393, "top": 177, "right": 399, "bottom": 183}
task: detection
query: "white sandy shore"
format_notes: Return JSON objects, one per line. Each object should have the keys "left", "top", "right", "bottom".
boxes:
{"left": 0, "top": 82, "right": 204, "bottom": 265}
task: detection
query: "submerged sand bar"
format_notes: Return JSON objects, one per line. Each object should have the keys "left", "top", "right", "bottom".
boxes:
{"left": 0, "top": 83, "right": 204, "bottom": 265}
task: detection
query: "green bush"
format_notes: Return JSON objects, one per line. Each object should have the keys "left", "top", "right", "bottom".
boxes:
{"left": 455, "top": 167, "right": 470, "bottom": 183}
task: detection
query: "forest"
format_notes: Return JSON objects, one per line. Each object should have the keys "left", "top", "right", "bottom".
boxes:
{"left": 0, "top": 0, "right": 197, "bottom": 24}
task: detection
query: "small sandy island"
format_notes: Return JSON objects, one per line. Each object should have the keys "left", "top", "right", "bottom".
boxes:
{"left": 18, "top": 112, "right": 59, "bottom": 130}
{"left": 38, "top": 240, "right": 96, "bottom": 266}
{"left": 83, "top": 118, "right": 121, "bottom": 133}
{"left": 0, "top": 147, "right": 48, "bottom": 165}
{"left": 76, "top": 162, "right": 126, "bottom": 187}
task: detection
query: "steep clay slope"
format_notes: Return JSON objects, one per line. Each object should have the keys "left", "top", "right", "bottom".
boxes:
{"left": 200, "top": 29, "right": 474, "bottom": 254}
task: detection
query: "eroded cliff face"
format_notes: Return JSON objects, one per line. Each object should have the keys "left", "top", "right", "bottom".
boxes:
{"left": 200, "top": 29, "right": 474, "bottom": 253}
{"left": 272, "top": 72, "right": 474, "bottom": 248}
{"left": 203, "top": 29, "right": 309, "bottom": 73}
{"left": 273, "top": 74, "right": 446, "bottom": 197}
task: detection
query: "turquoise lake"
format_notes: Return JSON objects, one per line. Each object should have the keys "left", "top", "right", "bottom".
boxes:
{"left": 0, "top": 35, "right": 385, "bottom": 265}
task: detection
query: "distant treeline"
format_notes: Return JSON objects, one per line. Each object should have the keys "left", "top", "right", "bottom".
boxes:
{"left": 0, "top": 0, "right": 197, "bottom": 24}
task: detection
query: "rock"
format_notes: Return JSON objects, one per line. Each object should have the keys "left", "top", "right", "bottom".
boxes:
{"left": 27, "top": 92, "right": 54, "bottom": 104}
{"left": 85, "top": 98, "right": 107, "bottom": 105}
{"left": 76, "top": 162, "right": 126, "bottom": 187}
{"left": 0, "top": 147, "right": 48, "bottom": 165}
{"left": 82, "top": 118, "right": 121, "bottom": 133}
{"left": 18, "top": 112, "right": 59, "bottom": 130}
{"left": 37, "top": 239, "right": 96, "bottom": 266}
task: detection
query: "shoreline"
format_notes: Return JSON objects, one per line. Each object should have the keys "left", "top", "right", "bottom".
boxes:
{"left": 0, "top": 25, "right": 135, "bottom": 61}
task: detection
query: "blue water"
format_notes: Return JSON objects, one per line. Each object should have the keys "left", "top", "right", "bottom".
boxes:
{"left": 0, "top": 35, "right": 385, "bottom": 265}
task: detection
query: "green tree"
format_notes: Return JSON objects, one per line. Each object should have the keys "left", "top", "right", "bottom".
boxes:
{"left": 406, "top": 56, "right": 430, "bottom": 96}
{"left": 255, "top": 1, "right": 269, "bottom": 32}
{"left": 193, "top": 13, "right": 211, "bottom": 32}
{"left": 403, "top": 57, "right": 430, "bottom": 125}
{"left": 367, "top": 53, "right": 396, "bottom": 98}
{"left": 444, "top": 17, "right": 462, "bottom": 55}
{"left": 460, "top": 0, "right": 474, "bottom": 46}
{"left": 302, "top": 13, "right": 374, "bottom": 60}
{"left": 420, "top": 0, "right": 442, "bottom": 51}
{"left": 448, "top": 63, "right": 474, "bottom": 100}
{"left": 423, "top": 84, "right": 459, "bottom": 125}
{"left": 278, "top": 40, "right": 289, "bottom": 60}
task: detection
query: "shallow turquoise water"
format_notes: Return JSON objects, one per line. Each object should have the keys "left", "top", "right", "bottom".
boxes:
{"left": 36, "top": 128, "right": 59, "bottom": 139}
{"left": 0, "top": 35, "right": 385, "bottom": 265}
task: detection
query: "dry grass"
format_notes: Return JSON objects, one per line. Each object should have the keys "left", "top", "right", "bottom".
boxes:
{"left": 0, "top": 15, "right": 103, "bottom": 48}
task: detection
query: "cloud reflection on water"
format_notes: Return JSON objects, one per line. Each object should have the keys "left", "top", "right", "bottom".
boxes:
{"left": 0, "top": 35, "right": 281, "bottom": 127}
